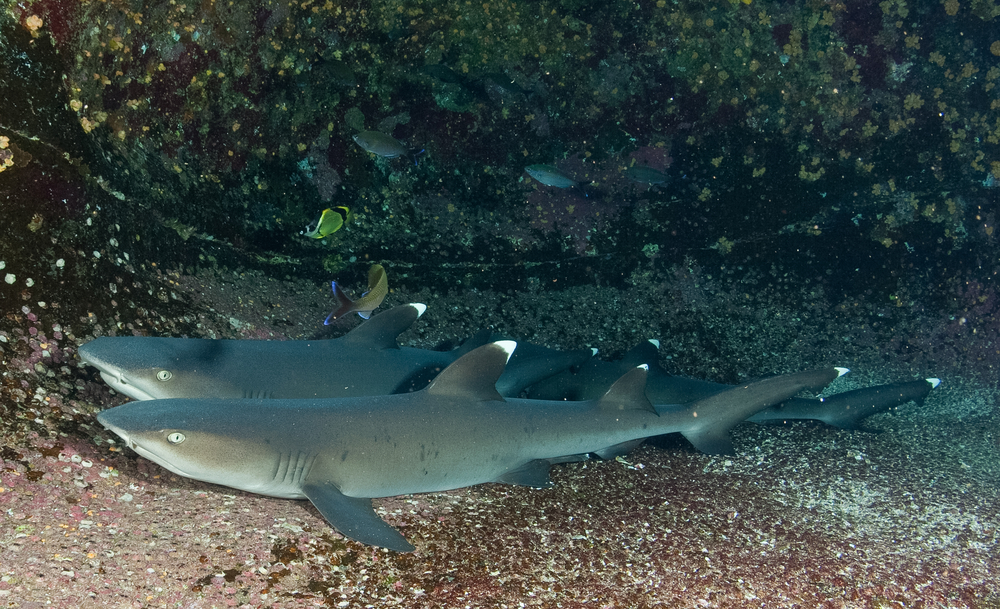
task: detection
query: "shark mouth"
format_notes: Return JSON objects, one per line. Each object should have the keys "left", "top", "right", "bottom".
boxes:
{"left": 129, "top": 445, "right": 196, "bottom": 479}
{"left": 95, "top": 415, "right": 134, "bottom": 450}
{"left": 96, "top": 416, "right": 198, "bottom": 480}
{"left": 97, "top": 370, "right": 156, "bottom": 401}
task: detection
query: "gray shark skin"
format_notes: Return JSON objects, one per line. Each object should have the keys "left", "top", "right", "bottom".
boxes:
{"left": 96, "top": 341, "right": 843, "bottom": 552}
{"left": 79, "top": 304, "right": 592, "bottom": 401}
{"left": 527, "top": 340, "right": 938, "bottom": 429}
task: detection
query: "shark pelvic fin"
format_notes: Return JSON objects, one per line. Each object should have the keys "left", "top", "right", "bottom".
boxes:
{"left": 302, "top": 481, "right": 414, "bottom": 552}
{"left": 494, "top": 459, "right": 553, "bottom": 487}
{"left": 593, "top": 439, "right": 645, "bottom": 459}
{"left": 425, "top": 341, "right": 515, "bottom": 401}
{"left": 681, "top": 427, "right": 737, "bottom": 456}
{"left": 597, "top": 365, "right": 656, "bottom": 414}
{"left": 340, "top": 303, "right": 425, "bottom": 350}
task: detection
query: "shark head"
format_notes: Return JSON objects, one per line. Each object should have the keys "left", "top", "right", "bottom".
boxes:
{"left": 79, "top": 337, "right": 243, "bottom": 401}
{"left": 97, "top": 400, "right": 300, "bottom": 497}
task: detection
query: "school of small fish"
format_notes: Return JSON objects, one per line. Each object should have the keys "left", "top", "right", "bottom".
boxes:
{"left": 301, "top": 77, "right": 668, "bottom": 241}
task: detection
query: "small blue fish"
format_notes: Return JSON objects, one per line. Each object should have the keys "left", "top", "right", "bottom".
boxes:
{"left": 525, "top": 164, "right": 580, "bottom": 188}
{"left": 353, "top": 131, "right": 408, "bottom": 158}
{"left": 625, "top": 165, "right": 668, "bottom": 186}
{"left": 353, "top": 131, "right": 424, "bottom": 165}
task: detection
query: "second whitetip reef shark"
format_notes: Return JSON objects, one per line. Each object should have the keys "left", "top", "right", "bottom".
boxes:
{"left": 78, "top": 303, "right": 593, "bottom": 400}
{"left": 96, "top": 341, "right": 845, "bottom": 552}
{"left": 528, "top": 339, "right": 940, "bottom": 432}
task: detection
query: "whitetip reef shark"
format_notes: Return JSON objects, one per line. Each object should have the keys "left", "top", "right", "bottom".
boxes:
{"left": 79, "top": 303, "right": 593, "bottom": 401}
{"left": 96, "top": 341, "right": 845, "bottom": 551}
{"left": 528, "top": 339, "right": 940, "bottom": 431}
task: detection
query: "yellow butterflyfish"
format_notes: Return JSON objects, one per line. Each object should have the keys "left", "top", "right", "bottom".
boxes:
{"left": 302, "top": 206, "right": 350, "bottom": 239}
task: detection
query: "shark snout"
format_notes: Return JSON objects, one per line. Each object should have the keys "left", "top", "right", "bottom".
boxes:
{"left": 96, "top": 411, "right": 134, "bottom": 449}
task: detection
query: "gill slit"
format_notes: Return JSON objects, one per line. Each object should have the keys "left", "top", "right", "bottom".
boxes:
{"left": 242, "top": 389, "right": 275, "bottom": 399}
{"left": 272, "top": 451, "right": 317, "bottom": 486}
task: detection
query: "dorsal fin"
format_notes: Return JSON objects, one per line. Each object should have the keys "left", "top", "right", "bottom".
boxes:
{"left": 340, "top": 303, "right": 425, "bottom": 350}
{"left": 426, "top": 341, "right": 514, "bottom": 401}
{"left": 452, "top": 328, "right": 493, "bottom": 357}
{"left": 597, "top": 365, "right": 656, "bottom": 414}
{"left": 496, "top": 342, "right": 597, "bottom": 397}
{"left": 620, "top": 340, "right": 659, "bottom": 367}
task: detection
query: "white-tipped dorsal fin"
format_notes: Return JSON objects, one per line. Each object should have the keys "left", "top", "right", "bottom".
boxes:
{"left": 342, "top": 303, "right": 424, "bottom": 349}
{"left": 926, "top": 377, "right": 941, "bottom": 388}
{"left": 426, "top": 341, "right": 514, "bottom": 401}
{"left": 835, "top": 367, "right": 850, "bottom": 377}
{"left": 622, "top": 342, "right": 658, "bottom": 366}
{"left": 597, "top": 364, "right": 656, "bottom": 414}
{"left": 411, "top": 303, "right": 427, "bottom": 317}
{"left": 648, "top": 339, "right": 660, "bottom": 349}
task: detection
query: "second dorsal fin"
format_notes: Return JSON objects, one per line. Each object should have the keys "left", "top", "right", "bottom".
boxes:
{"left": 597, "top": 365, "right": 656, "bottom": 414}
{"left": 620, "top": 340, "right": 660, "bottom": 367}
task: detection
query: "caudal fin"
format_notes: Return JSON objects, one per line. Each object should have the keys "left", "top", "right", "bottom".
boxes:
{"left": 760, "top": 377, "right": 941, "bottom": 430}
{"left": 680, "top": 367, "right": 845, "bottom": 455}
{"left": 324, "top": 281, "right": 357, "bottom": 324}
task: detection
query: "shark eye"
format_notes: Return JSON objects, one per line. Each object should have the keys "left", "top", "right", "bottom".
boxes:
{"left": 167, "top": 432, "right": 186, "bottom": 444}
{"left": 156, "top": 370, "right": 173, "bottom": 382}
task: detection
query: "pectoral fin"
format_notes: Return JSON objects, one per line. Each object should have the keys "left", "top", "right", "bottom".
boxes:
{"left": 302, "top": 482, "right": 415, "bottom": 552}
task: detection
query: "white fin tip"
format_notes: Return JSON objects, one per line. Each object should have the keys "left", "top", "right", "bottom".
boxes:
{"left": 495, "top": 340, "right": 517, "bottom": 363}
{"left": 638, "top": 364, "right": 649, "bottom": 370}
{"left": 411, "top": 303, "right": 427, "bottom": 316}
{"left": 835, "top": 367, "right": 850, "bottom": 377}
{"left": 648, "top": 339, "right": 660, "bottom": 349}
{"left": 926, "top": 378, "right": 941, "bottom": 388}
{"left": 590, "top": 348, "right": 599, "bottom": 356}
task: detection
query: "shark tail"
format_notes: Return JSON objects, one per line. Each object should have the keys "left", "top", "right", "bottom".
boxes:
{"left": 681, "top": 367, "right": 846, "bottom": 455}
{"left": 496, "top": 342, "right": 598, "bottom": 398}
{"left": 801, "top": 377, "right": 939, "bottom": 430}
